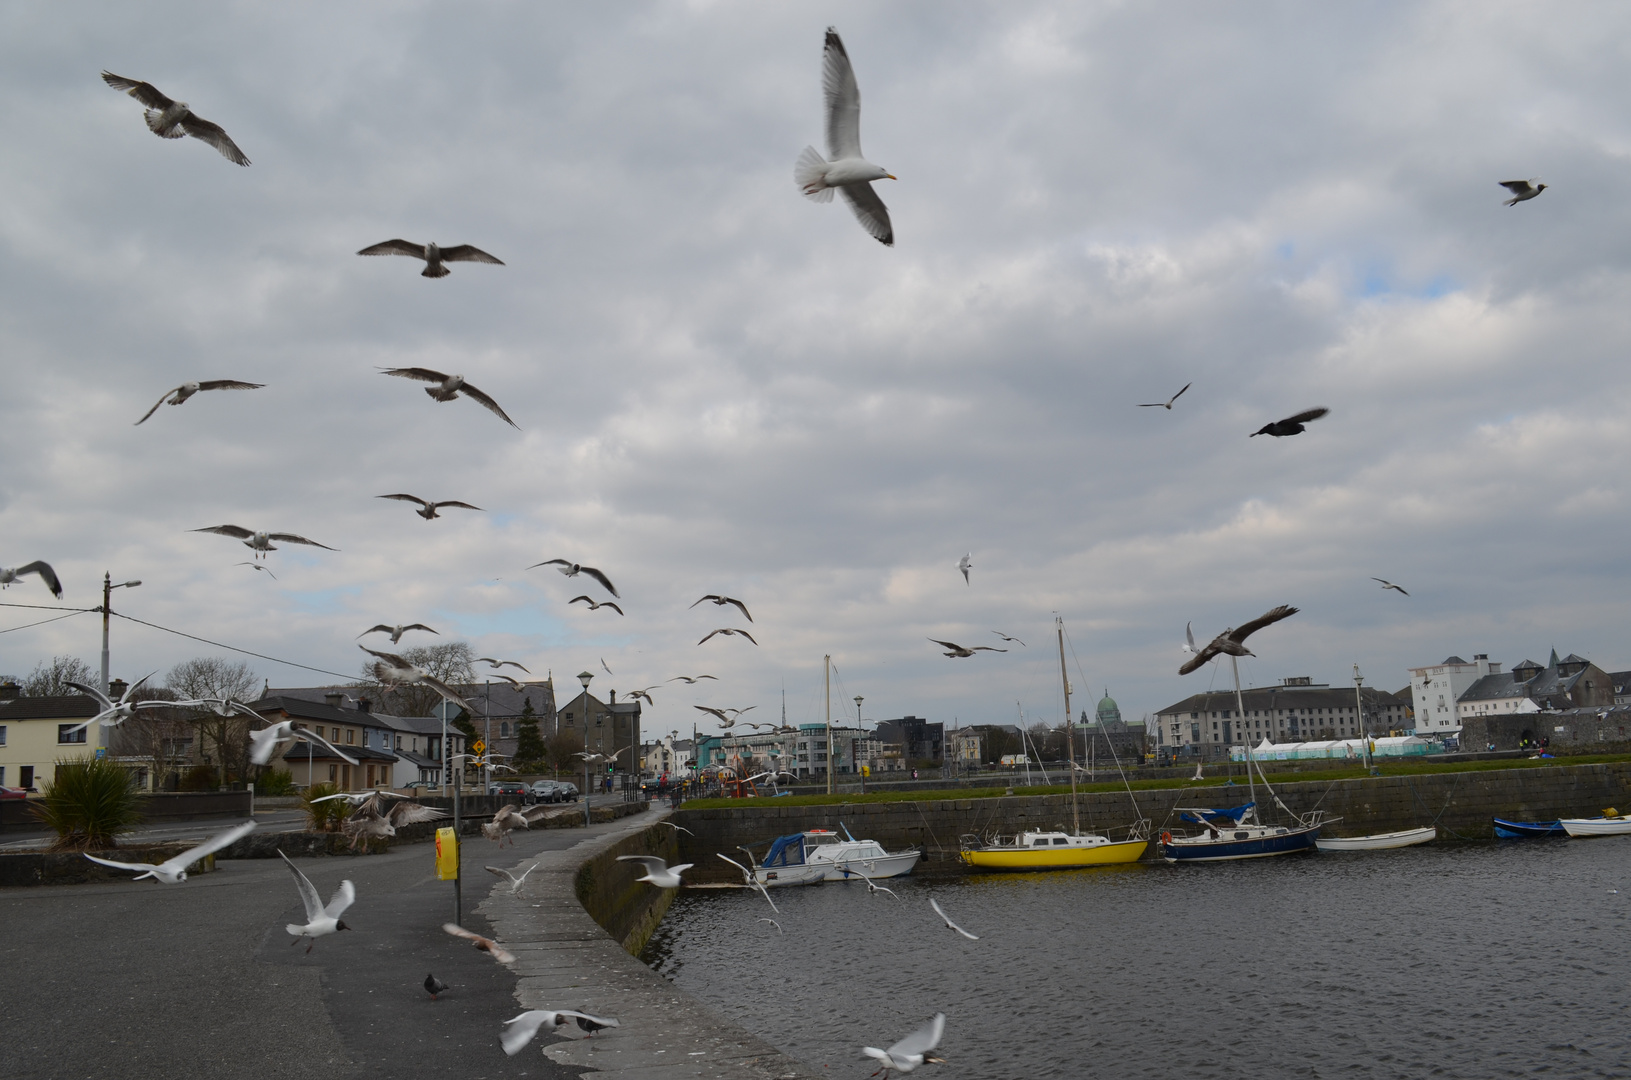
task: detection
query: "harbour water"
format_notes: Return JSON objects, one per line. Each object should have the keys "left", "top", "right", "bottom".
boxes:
{"left": 643, "top": 839, "right": 1631, "bottom": 1079}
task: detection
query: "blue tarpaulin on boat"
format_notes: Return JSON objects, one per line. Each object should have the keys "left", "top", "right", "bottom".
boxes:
{"left": 761, "top": 833, "right": 807, "bottom": 867}
{"left": 1180, "top": 803, "right": 1254, "bottom": 826}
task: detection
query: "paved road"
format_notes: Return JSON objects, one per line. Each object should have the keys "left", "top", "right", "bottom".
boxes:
{"left": 0, "top": 821, "right": 641, "bottom": 1080}
{"left": 0, "top": 809, "right": 310, "bottom": 851}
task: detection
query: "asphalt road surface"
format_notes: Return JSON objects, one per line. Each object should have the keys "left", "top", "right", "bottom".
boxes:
{"left": 0, "top": 821, "right": 630, "bottom": 1080}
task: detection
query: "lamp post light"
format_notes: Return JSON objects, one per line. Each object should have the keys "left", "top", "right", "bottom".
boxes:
{"left": 578, "top": 670, "right": 593, "bottom": 825}
{"left": 854, "top": 695, "right": 864, "bottom": 794}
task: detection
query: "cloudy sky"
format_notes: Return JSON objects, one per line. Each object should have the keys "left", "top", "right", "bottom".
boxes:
{"left": 4, "top": 2, "right": 1631, "bottom": 736}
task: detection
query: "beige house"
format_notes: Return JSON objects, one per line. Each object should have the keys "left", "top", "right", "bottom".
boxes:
{"left": 0, "top": 685, "right": 103, "bottom": 791}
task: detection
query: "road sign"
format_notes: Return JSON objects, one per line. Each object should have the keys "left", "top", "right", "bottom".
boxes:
{"left": 472, "top": 739, "right": 486, "bottom": 755}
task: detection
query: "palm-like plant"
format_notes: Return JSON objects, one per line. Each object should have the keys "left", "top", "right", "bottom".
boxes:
{"left": 300, "top": 782, "right": 346, "bottom": 831}
{"left": 30, "top": 757, "right": 143, "bottom": 851}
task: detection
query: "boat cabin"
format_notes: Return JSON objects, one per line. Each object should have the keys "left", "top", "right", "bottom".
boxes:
{"left": 1015, "top": 831, "right": 1115, "bottom": 849}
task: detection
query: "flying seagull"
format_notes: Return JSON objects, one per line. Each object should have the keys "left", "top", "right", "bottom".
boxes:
{"left": 795, "top": 28, "right": 896, "bottom": 246}
{"left": 691, "top": 595, "right": 753, "bottom": 622}
{"left": 958, "top": 553, "right": 971, "bottom": 584}
{"left": 481, "top": 802, "right": 552, "bottom": 847}
{"left": 928, "top": 897, "right": 978, "bottom": 940}
{"left": 528, "top": 558, "right": 618, "bottom": 597}
{"left": 250, "top": 720, "right": 356, "bottom": 766}
{"left": 62, "top": 676, "right": 163, "bottom": 734}
{"left": 1371, "top": 578, "right": 1409, "bottom": 596}
{"left": 626, "top": 687, "right": 656, "bottom": 706}
{"left": 485, "top": 862, "right": 539, "bottom": 895}
{"left": 443, "top": 922, "right": 515, "bottom": 964}
{"left": 501, "top": 1010, "right": 620, "bottom": 1056}
{"left": 359, "top": 646, "right": 473, "bottom": 711}
{"left": 336, "top": 794, "right": 448, "bottom": 851}
{"left": 991, "top": 631, "right": 1026, "bottom": 647}
{"left": 376, "top": 493, "right": 484, "bottom": 520}
{"left": 235, "top": 561, "right": 275, "bottom": 580}
{"left": 569, "top": 595, "right": 625, "bottom": 615}
{"left": 864, "top": 1014, "right": 947, "bottom": 1076}
{"left": 83, "top": 819, "right": 256, "bottom": 883}
{"left": 699, "top": 628, "right": 757, "bottom": 646}
{"left": 192, "top": 525, "right": 336, "bottom": 560}
{"left": 654, "top": 820, "right": 694, "bottom": 836}
{"left": 601, "top": 658, "right": 614, "bottom": 676}
{"left": 1499, "top": 179, "right": 1546, "bottom": 206}
{"left": 667, "top": 674, "right": 717, "bottom": 684}
{"left": 101, "top": 71, "right": 249, "bottom": 165}
{"left": 0, "top": 560, "right": 62, "bottom": 598}
{"left": 1178, "top": 605, "right": 1299, "bottom": 676}
{"left": 357, "top": 240, "right": 504, "bottom": 278}
{"left": 693, "top": 706, "right": 737, "bottom": 726}
{"left": 716, "top": 853, "right": 780, "bottom": 913}
{"left": 929, "top": 639, "right": 1007, "bottom": 659}
{"left": 134, "top": 380, "right": 264, "bottom": 425}
{"left": 1139, "top": 382, "right": 1192, "bottom": 410}
{"left": 476, "top": 657, "right": 530, "bottom": 674}
{"left": 617, "top": 855, "right": 694, "bottom": 889}
{"left": 279, "top": 851, "right": 355, "bottom": 953}
{"left": 849, "top": 867, "right": 899, "bottom": 899}
{"left": 424, "top": 974, "right": 450, "bottom": 1001}
{"left": 359, "top": 623, "right": 438, "bottom": 645}
{"left": 379, "top": 368, "right": 519, "bottom": 429}
{"left": 1251, "top": 408, "right": 1328, "bottom": 438}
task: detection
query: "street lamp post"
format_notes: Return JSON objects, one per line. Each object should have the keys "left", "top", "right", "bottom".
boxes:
{"left": 578, "top": 671, "right": 593, "bottom": 826}
{"left": 100, "top": 572, "right": 141, "bottom": 752}
{"left": 854, "top": 695, "right": 864, "bottom": 794}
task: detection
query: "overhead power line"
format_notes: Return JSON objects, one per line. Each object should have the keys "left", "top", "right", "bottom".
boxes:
{"left": 109, "top": 611, "right": 356, "bottom": 681}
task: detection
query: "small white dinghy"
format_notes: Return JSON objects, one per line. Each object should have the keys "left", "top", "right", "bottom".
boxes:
{"left": 1315, "top": 826, "right": 1436, "bottom": 852}
{"left": 1561, "top": 812, "right": 1631, "bottom": 837}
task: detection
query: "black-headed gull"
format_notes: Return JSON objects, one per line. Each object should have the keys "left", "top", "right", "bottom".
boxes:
{"left": 376, "top": 493, "right": 484, "bottom": 520}
{"left": 359, "top": 622, "right": 438, "bottom": 645}
{"left": 698, "top": 627, "right": 757, "bottom": 646}
{"left": 249, "top": 720, "right": 358, "bottom": 767}
{"left": 83, "top": 819, "right": 256, "bottom": 883}
{"left": 500, "top": 1009, "right": 620, "bottom": 1055}
{"left": 863, "top": 1013, "right": 946, "bottom": 1076}
{"left": 1, "top": 560, "right": 64, "bottom": 598}
{"left": 192, "top": 524, "right": 336, "bottom": 561}
{"left": 957, "top": 553, "right": 971, "bottom": 584}
{"left": 357, "top": 239, "right": 504, "bottom": 278}
{"left": 690, "top": 594, "right": 753, "bottom": 622}
{"left": 1251, "top": 408, "right": 1328, "bottom": 438}
{"left": 443, "top": 922, "right": 515, "bottom": 963}
{"left": 378, "top": 368, "right": 519, "bottom": 429}
{"left": 1138, "top": 382, "right": 1191, "bottom": 410}
{"left": 716, "top": 853, "right": 779, "bottom": 913}
{"left": 101, "top": 71, "right": 250, "bottom": 165}
{"left": 359, "top": 646, "right": 473, "bottom": 711}
{"left": 476, "top": 657, "right": 530, "bottom": 673}
{"left": 1499, "top": 179, "right": 1546, "bottom": 206}
{"left": 617, "top": 855, "right": 693, "bottom": 889}
{"left": 1371, "top": 577, "right": 1410, "bottom": 596}
{"left": 929, "top": 898, "right": 978, "bottom": 940}
{"left": 991, "top": 631, "right": 1025, "bottom": 647}
{"left": 62, "top": 676, "right": 164, "bottom": 734}
{"left": 569, "top": 596, "right": 624, "bottom": 615}
{"left": 929, "top": 639, "right": 1006, "bottom": 660}
{"left": 280, "top": 850, "right": 355, "bottom": 953}
{"left": 485, "top": 862, "right": 539, "bottom": 895}
{"left": 666, "top": 674, "right": 717, "bottom": 684}
{"left": 134, "top": 380, "right": 263, "bottom": 425}
{"left": 1178, "top": 606, "right": 1298, "bottom": 676}
{"left": 794, "top": 28, "right": 896, "bottom": 246}
{"left": 527, "top": 558, "right": 618, "bottom": 597}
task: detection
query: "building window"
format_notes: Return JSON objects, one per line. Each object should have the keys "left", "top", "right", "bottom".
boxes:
{"left": 346, "top": 729, "right": 355, "bottom": 745}
{"left": 58, "top": 724, "right": 87, "bottom": 744}
{"left": 329, "top": 764, "right": 337, "bottom": 781}
{"left": 501, "top": 722, "right": 510, "bottom": 737}
{"left": 332, "top": 727, "right": 340, "bottom": 742}
{"left": 0, "top": 725, "right": 6, "bottom": 746}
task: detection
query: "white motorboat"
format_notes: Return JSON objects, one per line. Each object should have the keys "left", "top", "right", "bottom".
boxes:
{"left": 803, "top": 827, "right": 921, "bottom": 881}
{"left": 1315, "top": 826, "right": 1436, "bottom": 851}
{"left": 1561, "top": 813, "right": 1631, "bottom": 837}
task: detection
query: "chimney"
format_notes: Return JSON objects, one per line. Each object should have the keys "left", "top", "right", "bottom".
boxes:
{"left": 324, "top": 692, "right": 344, "bottom": 710}
{"left": 358, "top": 697, "right": 372, "bottom": 713}
{"left": 609, "top": 690, "right": 616, "bottom": 704}
{"left": 109, "top": 678, "right": 128, "bottom": 700}
{"left": 1475, "top": 654, "right": 1490, "bottom": 676}
{"left": 0, "top": 681, "right": 18, "bottom": 700}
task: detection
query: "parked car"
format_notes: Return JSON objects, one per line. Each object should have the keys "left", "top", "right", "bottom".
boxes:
{"left": 554, "top": 781, "right": 580, "bottom": 802}
{"left": 0, "top": 786, "right": 28, "bottom": 800}
{"left": 530, "top": 780, "right": 562, "bottom": 803}
{"left": 488, "top": 780, "right": 531, "bottom": 803}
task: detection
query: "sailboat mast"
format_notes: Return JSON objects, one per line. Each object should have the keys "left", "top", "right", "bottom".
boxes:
{"left": 1058, "top": 616, "right": 1079, "bottom": 834}
{"left": 1232, "top": 655, "right": 1256, "bottom": 814}
{"left": 824, "top": 654, "right": 832, "bottom": 796}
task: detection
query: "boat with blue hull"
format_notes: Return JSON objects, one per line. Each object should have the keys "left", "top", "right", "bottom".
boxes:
{"left": 1493, "top": 818, "right": 1566, "bottom": 839}
{"left": 1159, "top": 803, "right": 1328, "bottom": 862}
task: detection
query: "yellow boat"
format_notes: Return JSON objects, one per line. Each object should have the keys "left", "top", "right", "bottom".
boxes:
{"left": 959, "top": 830, "right": 1148, "bottom": 871}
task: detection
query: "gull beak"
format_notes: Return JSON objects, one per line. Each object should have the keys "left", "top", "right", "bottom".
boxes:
{"left": 885, "top": 173, "right": 898, "bottom": 180}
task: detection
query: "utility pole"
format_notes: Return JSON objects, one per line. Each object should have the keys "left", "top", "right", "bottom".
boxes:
{"left": 854, "top": 695, "right": 864, "bottom": 794}
{"left": 824, "top": 655, "right": 832, "bottom": 795}
{"left": 99, "top": 572, "right": 141, "bottom": 754}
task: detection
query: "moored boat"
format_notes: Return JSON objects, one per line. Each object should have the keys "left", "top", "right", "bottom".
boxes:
{"left": 1315, "top": 826, "right": 1435, "bottom": 851}
{"left": 1492, "top": 817, "right": 1565, "bottom": 839}
{"left": 959, "top": 828, "right": 1147, "bottom": 870}
{"left": 802, "top": 827, "right": 922, "bottom": 880}
{"left": 1561, "top": 812, "right": 1631, "bottom": 837}
{"left": 1159, "top": 803, "right": 1330, "bottom": 862}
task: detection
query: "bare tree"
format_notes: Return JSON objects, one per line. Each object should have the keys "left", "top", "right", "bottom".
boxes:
{"left": 357, "top": 641, "right": 475, "bottom": 717}
{"left": 21, "top": 655, "right": 98, "bottom": 697}
{"left": 166, "top": 657, "right": 259, "bottom": 785}
{"left": 542, "top": 729, "right": 584, "bottom": 778}
{"left": 108, "top": 687, "right": 194, "bottom": 791}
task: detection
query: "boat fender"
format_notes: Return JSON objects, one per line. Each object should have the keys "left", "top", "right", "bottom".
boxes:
{"left": 1160, "top": 831, "right": 1172, "bottom": 846}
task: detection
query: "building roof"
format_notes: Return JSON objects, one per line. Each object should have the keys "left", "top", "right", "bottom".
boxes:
{"left": 1443, "top": 656, "right": 1469, "bottom": 665}
{"left": 251, "top": 695, "right": 398, "bottom": 728}
{"left": 1157, "top": 685, "right": 1407, "bottom": 715}
{"left": 0, "top": 694, "right": 100, "bottom": 719}
{"left": 1459, "top": 654, "right": 1599, "bottom": 707}
{"left": 280, "top": 740, "right": 397, "bottom": 764}
{"left": 269, "top": 682, "right": 555, "bottom": 719}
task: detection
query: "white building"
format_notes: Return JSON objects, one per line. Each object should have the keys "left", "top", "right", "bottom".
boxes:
{"left": 1406, "top": 655, "right": 1497, "bottom": 737}
{"left": 640, "top": 735, "right": 691, "bottom": 778}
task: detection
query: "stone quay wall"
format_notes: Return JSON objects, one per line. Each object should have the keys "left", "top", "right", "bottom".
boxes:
{"left": 574, "top": 816, "right": 681, "bottom": 955}
{"left": 671, "top": 761, "right": 1631, "bottom": 878}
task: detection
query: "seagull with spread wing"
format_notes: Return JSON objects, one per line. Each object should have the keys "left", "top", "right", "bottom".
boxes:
{"left": 280, "top": 851, "right": 355, "bottom": 953}
{"left": 191, "top": 525, "right": 336, "bottom": 561}
{"left": 485, "top": 862, "right": 539, "bottom": 895}
{"left": 134, "top": 380, "right": 263, "bottom": 425}
{"left": 336, "top": 793, "right": 449, "bottom": 850}
{"left": 101, "top": 71, "right": 250, "bottom": 165}
{"left": 1138, "top": 382, "right": 1191, "bottom": 410}
{"left": 443, "top": 922, "right": 515, "bottom": 964}
{"left": 250, "top": 720, "right": 357, "bottom": 767}
{"left": 83, "top": 820, "right": 256, "bottom": 883}
{"left": 958, "top": 553, "right": 971, "bottom": 584}
{"left": 699, "top": 628, "right": 757, "bottom": 646}
{"left": 691, "top": 594, "right": 753, "bottom": 622}
{"left": 477, "top": 657, "right": 530, "bottom": 674}
{"left": 667, "top": 674, "right": 717, "bottom": 684}
{"left": 795, "top": 28, "right": 896, "bottom": 245}
{"left": 378, "top": 368, "right": 519, "bottom": 429}
{"left": 1372, "top": 578, "right": 1409, "bottom": 596}
{"left": 1499, "top": 179, "right": 1546, "bottom": 206}
{"left": 376, "top": 493, "right": 484, "bottom": 520}
{"left": 991, "top": 631, "right": 1025, "bottom": 647}
{"left": 359, "top": 646, "right": 473, "bottom": 711}
{"left": 62, "top": 676, "right": 165, "bottom": 734}
{"left": 569, "top": 595, "right": 625, "bottom": 615}
{"left": 1178, "top": 605, "right": 1299, "bottom": 675}
{"left": 1251, "top": 408, "right": 1328, "bottom": 438}
{"left": 864, "top": 1013, "right": 947, "bottom": 1076}
{"left": 528, "top": 559, "right": 619, "bottom": 597}
{"left": 359, "top": 623, "right": 438, "bottom": 645}
{"left": 0, "top": 560, "right": 62, "bottom": 598}
{"left": 929, "top": 639, "right": 1006, "bottom": 659}
{"left": 717, "top": 853, "right": 780, "bottom": 912}
{"left": 357, "top": 239, "right": 504, "bottom": 277}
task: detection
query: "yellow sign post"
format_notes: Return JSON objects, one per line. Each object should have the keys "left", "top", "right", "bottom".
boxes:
{"left": 471, "top": 739, "right": 486, "bottom": 755}
{"left": 435, "top": 826, "right": 459, "bottom": 881}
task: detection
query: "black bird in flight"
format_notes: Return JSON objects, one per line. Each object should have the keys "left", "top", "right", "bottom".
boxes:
{"left": 1178, "top": 605, "right": 1298, "bottom": 675}
{"left": 1251, "top": 408, "right": 1328, "bottom": 438}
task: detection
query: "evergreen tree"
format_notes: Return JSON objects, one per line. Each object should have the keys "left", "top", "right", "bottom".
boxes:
{"left": 514, "top": 697, "right": 545, "bottom": 767}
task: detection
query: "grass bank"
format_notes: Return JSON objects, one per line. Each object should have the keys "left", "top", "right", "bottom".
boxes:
{"left": 681, "top": 753, "right": 1631, "bottom": 810}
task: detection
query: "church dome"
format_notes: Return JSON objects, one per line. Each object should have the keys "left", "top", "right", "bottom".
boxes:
{"left": 1095, "top": 690, "right": 1121, "bottom": 725}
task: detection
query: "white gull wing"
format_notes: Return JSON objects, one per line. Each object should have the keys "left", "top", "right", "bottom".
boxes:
{"left": 501, "top": 1011, "right": 564, "bottom": 1056}
{"left": 889, "top": 1013, "right": 945, "bottom": 1061}
{"left": 838, "top": 182, "right": 893, "bottom": 246}
{"left": 279, "top": 850, "right": 326, "bottom": 922}
{"left": 83, "top": 853, "right": 163, "bottom": 878}
{"left": 155, "top": 820, "right": 257, "bottom": 877}
{"left": 323, "top": 878, "right": 357, "bottom": 920}
{"left": 929, "top": 897, "right": 978, "bottom": 939}
{"left": 822, "top": 28, "right": 864, "bottom": 160}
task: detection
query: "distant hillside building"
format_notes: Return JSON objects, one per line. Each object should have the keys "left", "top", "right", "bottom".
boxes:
{"left": 1154, "top": 677, "right": 1410, "bottom": 758}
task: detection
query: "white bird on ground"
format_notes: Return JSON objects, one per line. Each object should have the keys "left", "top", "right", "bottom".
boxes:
{"left": 485, "top": 862, "right": 539, "bottom": 895}
{"left": 357, "top": 239, "right": 505, "bottom": 278}
{"left": 690, "top": 594, "right": 753, "bottom": 622}
{"left": 569, "top": 595, "right": 625, "bottom": 615}
{"left": 359, "top": 623, "right": 438, "bottom": 645}
{"left": 134, "top": 380, "right": 264, "bottom": 425}
{"left": 527, "top": 559, "right": 618, "bottom": 597}
{"left": 62, "top": 676, "right": 162, "bottom": 734}
{"left": 443, "top": 922, "right": 515, "bottom": 964}
{"left": 192, "top": 524, "right": 336, "bottom": 561}
{"left": 1499, "top": 179, "right": 1546, "bottom": 206}
{"left": 0, "top": 560, "right": 63, "bottom": 598}
{"left": 929, "top": 898, "right": 978, "bottom": 940}
{"left": 82, "top": 819, "right": 256, "bottom": 883}
{"left": 617, "top": 855, "right": 693, "bottom": 889}
{"left": 863, "top": 1013, "right": 947, "bottom": 1076}
{"left": 476, "top": 657, "right": 531, "bottom": 673}
{"left": 1371, "top": 578, "right": 1410, "bottom": 596}
{"left": 279, "top": 850, "right": 355, "bottom": 953}
{"left": 500, "top": 1010, "right": 620, "bottom": 1055}
{"left": 795, "top": 28, "right": 896, "bottom": 246}
{"left": 376, "top": 493, "right": 484, "bottom": 520}
{"left": 1192, "top": 763, "right": 1205, "bottom": 782}
{"left": 717, "top": 853, "right": 779, "bottom": 913}
{"left": 1138, "top": 382, "right": 1192, "bottom": 410}
{"left": 378, "top": 367, "right": 519, "bottom": 429}
{"left": 358, "top": 646, "right": 473, "bottom": 711}
{"left": 101, "top": 71, "right": 250, "bottom": 165}
{"left": 957, "top": 553, "right": 971, "bottom": 584}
